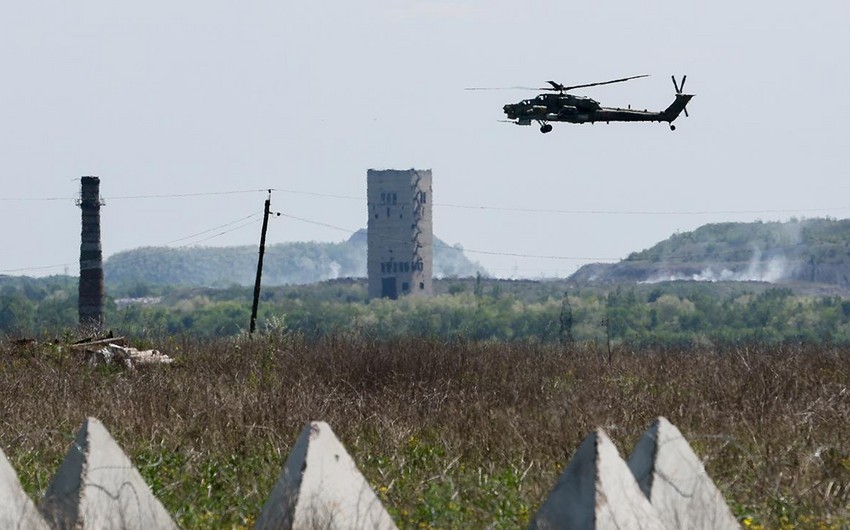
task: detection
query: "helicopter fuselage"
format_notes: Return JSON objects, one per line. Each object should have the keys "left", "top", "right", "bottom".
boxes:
{"left": 503, "top": 91, "right": 694, "bottom": 132}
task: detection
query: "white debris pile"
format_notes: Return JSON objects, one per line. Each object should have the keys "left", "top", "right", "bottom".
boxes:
{"left": 90, "top": 343, "right": 173, "bottom": 368}
{"left": 70, "top": 336, "right": 173, "bottom": 369}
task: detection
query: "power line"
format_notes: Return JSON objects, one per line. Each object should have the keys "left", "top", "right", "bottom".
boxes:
{"left": 279, "top": 209, "right": 825, "bottom": 264}
{"left": 6, "top": 184, "right": 850, "bottom": 273}
{"left": 272, "top": 187, "right": 850, "bottom": 216}
{"left": 4, "top": 185, "right": 850, "bottom": 217}
{"left": 0, "top": 197, "right": 75, "bottom": 202}
{"left": 433, "top": 203, "right": 850, "bottom": 216}
{"left": 2, "top": 211, "right": 264, "bottom": 274}
{"left": 164, "top": 212, "right": 263, "bottom": 245}
{"left": 276, "top": 189, "right": 362, "bottom": 201}
{"left": 278, "top": 212, "right": 355, "bottom": 234}
{"left": 0, "top": 188, "right": 271, "bottom": 203}
{"left": 0, "top": 263, "right": 72, "bottom": 274}
{"left": 454, "top": 247, "right": 617, "bottom": 261}
{"left": 106, "top": 189, "right": 271, "bottom": 200}
{"left": 278, "top": 211, "right": 620, "bottom": 262}
{"left": 177, "top": 218, "right": 261, "bottom": 247}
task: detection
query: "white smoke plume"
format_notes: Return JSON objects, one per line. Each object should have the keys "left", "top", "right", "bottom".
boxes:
{"left": 328, "top": 261, "right": 341, "bottom": 280}
{"left": 641, "top": 248, "right": 790, "bottom": 284}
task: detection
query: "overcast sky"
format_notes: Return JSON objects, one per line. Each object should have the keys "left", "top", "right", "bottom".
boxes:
{"left": 2, "top": 1, "right": 849, "bottom": 279}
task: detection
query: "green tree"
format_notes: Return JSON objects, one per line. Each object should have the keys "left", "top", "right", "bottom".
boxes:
{"left": 0, "top": 288, "right": 36, "bottom": 333}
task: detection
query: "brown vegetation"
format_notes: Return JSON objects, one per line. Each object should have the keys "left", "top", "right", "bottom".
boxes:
{"left": 1, "top": 335, "right": 849, "bottom": 528}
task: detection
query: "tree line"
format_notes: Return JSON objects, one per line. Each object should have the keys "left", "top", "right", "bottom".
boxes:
{"left": 3, "top": 275, "right": 850, "bottom": 346}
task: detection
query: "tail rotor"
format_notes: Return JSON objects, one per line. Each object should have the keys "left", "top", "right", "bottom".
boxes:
{"left": 671, "top": 75, "right": 689, "bottom": 117}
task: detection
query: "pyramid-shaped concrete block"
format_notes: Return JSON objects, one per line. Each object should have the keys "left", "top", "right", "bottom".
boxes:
{"left": 255, "top": 421, "right": 397, "bottom": 530}
{"left": 0, "top": 446, "right": 49, "bottom": 530}
{"left": 528, "top": 429, "right": 668, "bottom": 530}
{"left": 39, "top": 417, "right": 177, "bottom": 529}
{"left": 627, "top": 417, "right": 739, "bottom": 530}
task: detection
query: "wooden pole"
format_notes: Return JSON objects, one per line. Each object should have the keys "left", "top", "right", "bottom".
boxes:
{"left": 250, "top": 191, "right": 272, "bottom": 334}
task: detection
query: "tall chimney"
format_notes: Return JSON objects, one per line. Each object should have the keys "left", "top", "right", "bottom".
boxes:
{"left": 77, "top": 176, "right": 104, "bottom": 331}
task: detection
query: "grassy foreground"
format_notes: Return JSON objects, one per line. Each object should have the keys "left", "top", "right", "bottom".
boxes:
{"left": 1, "top": 335, "right": 849, "bottom": 529}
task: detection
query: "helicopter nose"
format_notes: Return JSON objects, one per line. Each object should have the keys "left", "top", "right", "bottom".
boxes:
{"left": 503, "top": 104, "right": 516, "bottom": 118}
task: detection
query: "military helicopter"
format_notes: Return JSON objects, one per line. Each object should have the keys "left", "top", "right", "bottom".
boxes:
{"left": 469, "top": 75, "right": 693, "bottom": 133}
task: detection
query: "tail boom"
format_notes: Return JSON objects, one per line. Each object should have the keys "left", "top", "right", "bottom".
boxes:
{"left": 662, "top": 93, "right": 694, "bottom": 123}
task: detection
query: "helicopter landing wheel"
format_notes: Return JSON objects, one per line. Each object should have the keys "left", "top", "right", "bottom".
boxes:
{"left": 540, "top": 124, "right": 553, "bottom": 134}
{"left": 669, "top": 124, "right": 676, "bottom": 131}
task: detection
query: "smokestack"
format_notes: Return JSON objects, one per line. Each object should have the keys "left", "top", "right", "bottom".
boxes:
{"left": 77, "top": 176, "right": 104, "bottom": 331}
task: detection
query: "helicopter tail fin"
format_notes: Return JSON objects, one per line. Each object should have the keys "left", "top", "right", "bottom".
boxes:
{"left": 662, "top": 93, "right": 694, "bottom": 122}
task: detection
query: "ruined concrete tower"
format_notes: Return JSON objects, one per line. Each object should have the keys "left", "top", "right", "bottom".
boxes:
{"left": 367, "top": 169, "right": 433, "bottom": 299}
{"left": 77, "top": 176, "right": 104, "bottom": 330}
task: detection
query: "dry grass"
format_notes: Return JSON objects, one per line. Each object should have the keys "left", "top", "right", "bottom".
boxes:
{"left": 2, "top": 335, "right": 849, "bottom": 528}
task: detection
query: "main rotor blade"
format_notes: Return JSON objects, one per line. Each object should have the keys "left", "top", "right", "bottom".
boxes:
{"left": 553, "top": 74, "right": 650, "bottom": 92}
{"left": 679, "top": 75, "right": 687, "bottom": 92}
{"left": 464, "top": 86, "right": 539, "bottom": 91}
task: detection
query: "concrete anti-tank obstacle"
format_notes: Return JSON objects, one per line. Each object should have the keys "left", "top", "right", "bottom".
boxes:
{"left": 254, "top": 421, "right": 398, "bottom": 530}
{"left": 627, "top": 417, "right": 740, "bottom": 530}
{"left": 0, "top": 445, "right": 49, "bottom": 530}
{"left": 528, "top": 429, "right": 668, "bottom": 530}
{"left": 38, "top": 417, "right": 177, "bottom": 530}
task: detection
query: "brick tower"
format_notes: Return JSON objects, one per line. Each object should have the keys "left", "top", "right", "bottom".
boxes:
{"left": 77, "top": 176, "right": 105, "bottom": 330}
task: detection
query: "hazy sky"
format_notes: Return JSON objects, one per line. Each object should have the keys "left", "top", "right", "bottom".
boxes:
{"left": 2, "top": 1, "right": 849, "bottom": 279}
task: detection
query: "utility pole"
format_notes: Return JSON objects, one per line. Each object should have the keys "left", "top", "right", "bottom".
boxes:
{"left": 250, "top": 190, "right": 273, "bottom": 334}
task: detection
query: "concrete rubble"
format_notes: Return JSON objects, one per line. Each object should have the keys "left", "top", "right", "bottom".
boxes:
{"left": 88, "top": 343, "right": 173, "bottom": 369}
{"left": 254, "top": 421, "right": 398, "bottom": 530}
{"left": 627, "top": 417, "right": 740, "bottom": 530}
{"left": 69, "top": 336, "right": 173, "bottom": 369}
{"left": 0, "top": 445, "right": 49, "bottom": 530}
{"left": 528, "top": 429, "right": 668, "bottom": 530}
{"left": 39, "top": 417, "right": 177, "bottom": 530}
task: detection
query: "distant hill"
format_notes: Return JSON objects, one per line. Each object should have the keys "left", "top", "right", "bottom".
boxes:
{"left": 570, "top": 218, "right": 850, "bottom": 289}
{"left": 104, "top": 229, "right": 486, "bottom": 287}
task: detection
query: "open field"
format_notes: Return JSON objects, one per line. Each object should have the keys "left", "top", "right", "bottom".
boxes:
{"left": 2, "top": 335, "right": 849, "bottom": 528}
